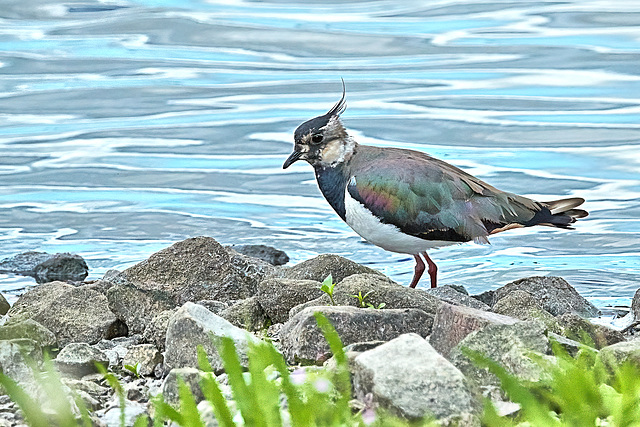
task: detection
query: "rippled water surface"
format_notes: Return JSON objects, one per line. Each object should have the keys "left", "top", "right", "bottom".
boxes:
{"left": 1, "top": 0, "right": 639, "bottom": 307}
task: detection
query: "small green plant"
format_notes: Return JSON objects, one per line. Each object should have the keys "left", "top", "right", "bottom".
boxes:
{"left": 351, "top": 291, "right": 386, "bottom": 309}
{"left": 124, "top": 362, "right": 141, "bottom": 378}
{"left": 320, "top": 274, "right": 337, "bottom": 306}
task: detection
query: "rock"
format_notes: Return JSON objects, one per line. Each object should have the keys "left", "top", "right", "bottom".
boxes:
{"left": 426, "top": 285, "right": 490, "bottom": 310}
{"left": 98, "top": 400, "right": 147, "bottom": 427}
{"left": 283, "top": 254, "right": 384, "bottom": 283}
{"left": 55, "top": 343, "right": 109, "bottom": 377}
{"left": 220, "top": 297, "right": 269, "bottom": 331}
{"left": 491, "top": 290, "right": 563, "bottom": 334}
{"left": 142, "top": 309, "right": 177, "bottom": 352}
{"left": 352, "top": 333, "right": 479, "bottom": 422}
{"left": 195, "top": 300, "right": 228, "bottom": 315}
{"left": 0, "top": 319, "right": 57, "bottom": 348}
{"left": 122, "top": 344, "right": 163, "bottom": 377}
{"left": 94, "top": 335, "right": 144, "bottom": 367}
{"left": 430, "top": 303, "right": 519, "bottom": 358}
{"left": 122, "top": 236, "right": 275, "bottom": 304}
{"left": 449, "top": 321, "right": 550, "bottom": 387}
{"left": 257, "top": 278, "right": 325, "bottom": 324}
{"left": 164, "top": 302, "right": 259, "bottom": 373}
{"left": 106, "top": 283, "right": 176, "bottom": 335}
{"left": 0, "top": 251, "right": 53, "bottom": 275}
{"left": 631, "top": 289, "right": 640, "bottom": 321}
{"left": 0, "top": 339, "right": 43, "bottom": 391}
{"left": 33, "top": 253, "right": 89, "bottom": 283}
{"left": 230, "top": 244, "right": 289, "bottom": 266}
{"left": 280, "top": 305, "right": 433, "bottom": 365}
{"left": 599, "top": 339, "right": 640, "bottom": 369}
{"left": 547, "top": 332, "right": 583, "bottom": 357}
{"left": 289, "top": 274, "right": 440, "bottom": 319}
{"left": 7, "top": 282, "right": 125, "bottom": 346}
{"left": 162, "top": 367, "right": 208, "bottom": 407}
{"left": 0, "top": 294, "right": 9, "bottom": 316}
{"left": 558, "top": 312, "right": 625, "bottom": 349}
{"left": 473, "top": 276, "right": 599, "bottom": 317}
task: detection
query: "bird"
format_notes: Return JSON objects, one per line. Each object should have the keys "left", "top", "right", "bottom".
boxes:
{"left": 282, "top": 82, "right": 588, "bottom": 289}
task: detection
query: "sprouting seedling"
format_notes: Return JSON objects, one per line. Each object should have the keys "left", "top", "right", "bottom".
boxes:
{"left": 124, "top": 363, "right": 141, "bottom": 378}
{"left": 320, "top": 274, "right": 337, "bottom": 306}
{"left": 351, "top": 290, "right": 373, "bottom": 308}
{"left": 367, "top": 302, "right": 386, "bottom": 310}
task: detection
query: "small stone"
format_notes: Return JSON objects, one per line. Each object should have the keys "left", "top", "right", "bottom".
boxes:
{"left": 632, "top": 288, "right": 640, "bottom": 322}
{"left": 429, "top": 303, "right": 519, "bottom": 358}
{"left": 0, "top": 294, "right": 9, "bottom": 316}
{"left": 230, "top": 244, "right": 290, "bottom": 266}
{"left": 142, "top": 309, "right": 178, "bottom": 352}
{"left": 122, "top": 344, "right": 163, "bottom": 377}
{"left": 55, "top": 343, "right": 109, "bottom": 378}
{"left": 280, "top": 305, "right": 433, "bottom": 365}
{"left": 98, "top": 401, "right": 147, "bottom": 427}
{"left": 599, "top": 339, "right": 640, "bottom": 369}
{"left": 195, "top": 300, "right": 228, "bottom": 315}
{"left": 352, "top": 333, "right": 479, "bottom": 422}
{"left": 283, "top": 254, "right": 384, "bottom": 283}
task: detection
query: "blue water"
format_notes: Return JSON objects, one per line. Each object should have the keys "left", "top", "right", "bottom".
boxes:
{"left": 1, "top": 0, "right": 639, "bottom": 309}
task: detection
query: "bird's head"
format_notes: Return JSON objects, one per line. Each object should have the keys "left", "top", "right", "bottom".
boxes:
{"left": 283, "top": 81, "right": 354, "bottom": 169}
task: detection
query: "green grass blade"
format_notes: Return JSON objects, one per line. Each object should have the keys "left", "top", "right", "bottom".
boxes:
{"left": 199, "top": 373, "right": 236, "bottom": 427}
{"left": 0, "top": 373, "right": 49, "bottom": 427}
{"left": 177, "top": 378, "right": 205, "bottom": 427}
{"left": 266, "top": 344, "right": 311, "bottom": 426}
{"left": 247, "top": 341, "right": 282, "bottom": 426}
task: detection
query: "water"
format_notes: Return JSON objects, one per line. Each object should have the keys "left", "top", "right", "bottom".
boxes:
{"left": 1, "top": 0, "right": 639, "bottom": 308}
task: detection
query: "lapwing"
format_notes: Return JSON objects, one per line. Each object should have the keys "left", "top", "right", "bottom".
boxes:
{"left": 283, "top": 82, "right": 588, "bottom": 288}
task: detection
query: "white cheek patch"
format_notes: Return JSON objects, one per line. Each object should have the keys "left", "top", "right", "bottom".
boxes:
{"left": 320, "top": 139, "right": 343, "bottom": 163}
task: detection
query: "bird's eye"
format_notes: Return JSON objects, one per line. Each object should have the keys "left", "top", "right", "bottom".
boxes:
{"left": 311, "top": 134, "right": 324, "bottom": 144}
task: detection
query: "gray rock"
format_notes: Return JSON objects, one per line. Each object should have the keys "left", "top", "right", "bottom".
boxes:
{"left": 33, "top": 253, "right": 89, "bottom": 283}
{"left": 632, "top": 288, "right": 640, "bottom": 322}
{"left": 430, "top": 303, "right": 519, "bottom": 358}
{"left": 7, "top": 282, "right": 125, "bottom": 346}
{"left": 0, "top": 319, "right": 57, "bottom": 348}
{"left": 164, "top": 302, "right": 259, "bottom": 373}
{"left": 289, "top": 274, "right": 440, "bottom": 320}
{"left": 257, "top": 278, "right": 325, "bottom": 324}
{"left": 196, "top": 300, "right": 228, "bottom": 315}
{"left": 230, "top": 244, "right": 289, "bottom": 266}
{"left": 449, "top": 321, "right": 550, "bottom": 387}
{"left": 283, "top": 254, "right": 384, "bottom": 283}
{"left": 162, "top": 367, "right": 208, "bottom": 407}
{"left": 492, "top": 290, "right": 563, "bottom": 334}
{"left": 352, "top": 333, "right": 480, "bottom": 422}
{"left": 0, "top": 251, "right": 52, "bottom": 275}
{"left": 426, "top": 285, "right": 490, "bottom": 310}
{"left": 473, "top": 276, "right": 599, "bottom": 317}
{"left": 280, "top": 305, "right": 433, "bottom": 365}
{"left": 558, "top": 312, "right": 625, "bottom": 349}
{"left": 106, "top": 283, "right": 176, "bottom": 335}
{"left": 0, "top": 339, "right": 43, "bottom": 392}
{"left": 99, "top": 400, "right": 147, "bottom": 427}
{"left": 122, "top": 344, "right": 163, "bottom": 377}
{"left": 598, "top": 339, "right": 640, "bottom": 369}
{"left": 122, "top": 236, "right": 275, "bottom": 304}
{"left": 547, "top": 332, "right": 583, "bottom": 357}
{"left": 55, "top": 343, "right": 109, "bottom": 377}
{"left": 0, "top": 294, "right": 9, "bottom": 316}
{"left": 142, "top": 309, "right": 177, "bottom": 352}
{"left": 220, "top": 296, "right": 269, "bottom": 331}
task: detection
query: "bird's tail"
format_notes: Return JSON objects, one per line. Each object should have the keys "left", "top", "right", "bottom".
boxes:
{"left": 536, "top": 197, "right": 588, "bottom": 228}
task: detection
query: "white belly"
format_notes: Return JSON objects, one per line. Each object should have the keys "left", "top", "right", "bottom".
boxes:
{"left": 344, "top": 190, "right": 458, "bottom": 254}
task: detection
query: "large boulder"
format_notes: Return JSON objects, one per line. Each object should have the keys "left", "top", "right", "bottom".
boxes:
{"left": 289, "top": 274, "right": 440, "bottom": 319}
{"left": 0, "top": 319, "right": 57, "bottom": 348}
{"left": 0, "top": 339, "right": 43, "bottom": 393}
{"left": 430, "top": 303, "right": 519, "bottom": 358}
{"left": 256, "top": 278, "right": 325, "bottom": 324}
{"left": 55, "top": 343, "right": 109, "bottom": 378}
{"left": 558, "top": 313, "right": 624, "bottom": 349}
{"left": 352, "top": 333, "right": 480, "bottom": 422}
{"left": 164, "top": 302, "right": 259, "bottom": 373}
{"left": 473, "top": 276, "right": 599, "bottom": 317}
{"left": 280, "top": 305, "right": 433, "bottom": 365}
{"left": 283, "top": 254, "right": 384, "bottom": 283}
{"left": 122, "top": 236, "right": 276, "bottom": 304}
{"left": 220, "top": 297, "right": 269, "bottom": 331}
{"left": 230, "top": 244, "right": 289, "bottom": 266}
{"left": 106, "top": 282, "right": 176, "bottom": 335}
{"left": 7, "top": 282, "right": 124, "bottom": 346}
{"left": 598, "top": 339, "right": 640, "bottom": 369}
{"left": 426, "top": 286, "right": 490, "bottom": 310}
{"left": 0, "top": 251, "right": 88, "bottom": 283}
{"left": 491, "top": 290, "right": 563, "bottom": 334}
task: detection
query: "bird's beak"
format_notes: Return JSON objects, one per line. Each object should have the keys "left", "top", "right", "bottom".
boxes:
{"left": 283, "top": 150, "right": 303, "bottom": 169}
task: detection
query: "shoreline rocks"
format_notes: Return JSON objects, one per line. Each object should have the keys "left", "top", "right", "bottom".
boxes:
{"left": 0, "top": 235, "right": 635, "bottom": 426}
